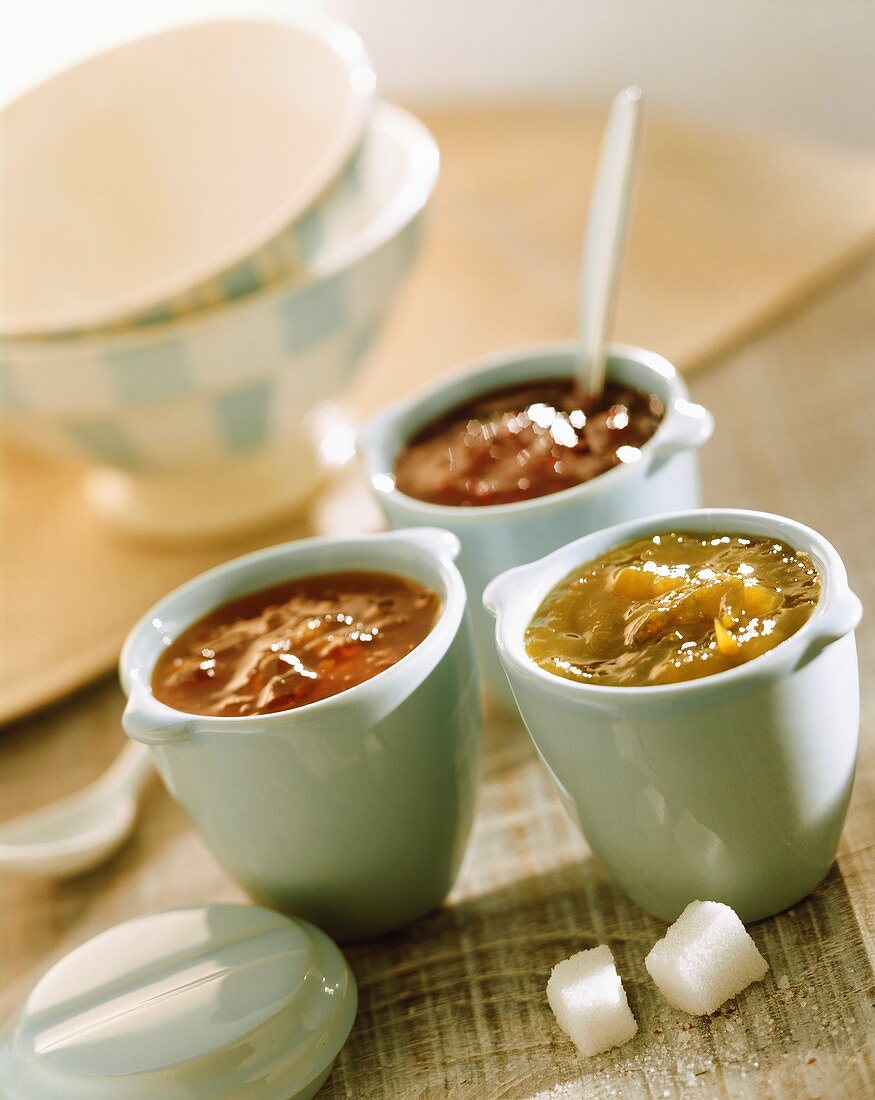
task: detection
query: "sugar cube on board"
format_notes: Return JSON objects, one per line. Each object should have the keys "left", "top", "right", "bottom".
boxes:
{"left": 546, "top": 945, "right": 638, "bottom": 1057}
{"left": 644, "top": 900, "right": 769, "bottom": 1015}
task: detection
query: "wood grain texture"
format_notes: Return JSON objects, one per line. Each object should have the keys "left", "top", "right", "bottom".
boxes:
{"left": 1, "top": 258, "right": 873, "bottom": 1097}
{"left": 2, "top": 107, "right": 874, "bottom": 722}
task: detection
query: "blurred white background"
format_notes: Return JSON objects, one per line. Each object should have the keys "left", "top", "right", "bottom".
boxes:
{"left": 3, "top": 0, "right": 873, "bottom": 150}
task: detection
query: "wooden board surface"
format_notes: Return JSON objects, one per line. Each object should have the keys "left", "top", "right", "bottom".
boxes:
{"left": 1, "top": 253, "right": 873, "bottom": 1098}
{"left": 352, "top": 107, "right": 875, "bottom": 411}
{"left": 0, "top": 445, "right": 381, "bottom": 725}
{"left": 2, "top": 107, "right": 874, "bottom": 724}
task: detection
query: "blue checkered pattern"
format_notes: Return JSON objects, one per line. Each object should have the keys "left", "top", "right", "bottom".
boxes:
{"left": 127, "top": 149, "right": 363, "bottom": 329}
{"left": 0, "top": 216, "right": 423, "bottom": 472}
{"left": 0, "top": 104, "right": 438, "bottom": 474}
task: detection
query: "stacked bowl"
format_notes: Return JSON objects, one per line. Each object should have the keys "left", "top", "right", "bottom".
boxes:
{"left": 0, "top": 17, "right": 439, "bottom": 539}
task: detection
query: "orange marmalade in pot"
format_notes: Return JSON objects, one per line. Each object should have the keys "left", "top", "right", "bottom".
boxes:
{"left": 525, "top": 532, "right": 821, "bottom": 687}
{"left": 152, "top": 571, "right": 441, "bottom": 716}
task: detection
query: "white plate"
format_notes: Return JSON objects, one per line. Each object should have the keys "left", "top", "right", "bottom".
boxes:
{"left": 0, "top": 18, "right": 375, "bottom": 335}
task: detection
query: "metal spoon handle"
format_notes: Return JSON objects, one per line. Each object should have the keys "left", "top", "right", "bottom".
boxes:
{"left": 577, "top": 86, "right": 644, "bottom": 396}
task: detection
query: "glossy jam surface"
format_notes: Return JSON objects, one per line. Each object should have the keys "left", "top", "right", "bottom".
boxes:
{"left": 152, "top": 571, "right": 441, "bottom": 717}
{"left": 525, "top": 532, "right": 821, "bottom": 687}
{"left": 392, "top": 378, "right": 664, "bottom": 507}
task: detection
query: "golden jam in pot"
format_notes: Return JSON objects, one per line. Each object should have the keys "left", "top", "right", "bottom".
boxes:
{"left": 152, "top": 571, "right": 441, "bottom": 717}
{"left": 525, "top": 532, "right": 821, "bottom": 687}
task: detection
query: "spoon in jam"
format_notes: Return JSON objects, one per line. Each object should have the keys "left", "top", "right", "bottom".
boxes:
{"left": 0, "top": 740, "right": 152, "bottom": 877}
{"left": 577, "top": 85, "right": 643, "bottom": 396}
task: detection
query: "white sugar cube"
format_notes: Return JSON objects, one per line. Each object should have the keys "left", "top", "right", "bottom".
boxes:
{"left": 645, "top": 900, "right": 769, "bottom": 1015}
{"left": 546, "top": 945, "right": 638, "bottom": 1057}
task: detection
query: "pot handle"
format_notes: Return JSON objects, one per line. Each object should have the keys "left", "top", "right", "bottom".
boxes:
{"left": 355, "top": 409, "right": 396, "bottom": 467}
{"left": 123, "top": 691, "right": 193, "bottom": 746}
{"left": 799, "top": 589, "right": 863, "bottom": 665}
{"left": 483, "top": 561, "right": 539, "bottom": 619}
{"left": 647, "top": 399, "right": 714, "bottom": 471}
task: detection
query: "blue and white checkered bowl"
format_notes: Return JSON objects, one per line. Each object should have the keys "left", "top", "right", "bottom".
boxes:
{"left": 119, "top": 147, "right": 368, "bottom": 330}
{"left": 0, "top": 103, "right": 438, "bottom": 539}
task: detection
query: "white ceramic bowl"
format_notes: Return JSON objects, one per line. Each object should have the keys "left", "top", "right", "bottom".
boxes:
{"left": 484, "top": 508, "right": 862, "bottom": 922}
{"left": 0, "top": 103, "right": 438, "bottom": 539}
{"left": 121, "top": 528, "right": 482, "bottom": 942}
{"left": 0, "top": 18, "right": 375, "bottom": 335}
{"left": 357, "top": 342, "right": 713, "bottom": 703}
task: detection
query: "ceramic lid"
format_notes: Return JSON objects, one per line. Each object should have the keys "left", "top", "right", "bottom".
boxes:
{"left": 0, "top": 904, "right": 357, "bottom": 1100}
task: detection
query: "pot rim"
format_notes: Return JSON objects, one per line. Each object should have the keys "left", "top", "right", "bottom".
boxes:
{"left": 120, "top": 527, "right": 466, "bottom": 740}
{"left": 356, "top": 340, "right": 713, "bottom": 521}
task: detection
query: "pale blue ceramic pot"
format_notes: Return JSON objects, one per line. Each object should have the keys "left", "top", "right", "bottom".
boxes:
{"left": 357, "top": 342, "right": 713, "bottom": 705}
{"left": 121, "top": 528, "right": 481, "bottom": 942}
{"left": 484, "top": 509, "right": 862, "bottom": 923}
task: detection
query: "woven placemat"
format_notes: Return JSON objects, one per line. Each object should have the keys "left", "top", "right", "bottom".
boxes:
{"left": 323, "top": 707, "right": 874, "bottom": 1097}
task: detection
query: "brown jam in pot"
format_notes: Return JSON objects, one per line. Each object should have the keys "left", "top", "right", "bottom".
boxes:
{"left": 392, "top": 378, "right": 664, "bottom": 507}
{"left": 152, "top": 571, "right": 441, "bottom": 717}
{"left": 525, "top": 532, "right": 821, "bottom": 687}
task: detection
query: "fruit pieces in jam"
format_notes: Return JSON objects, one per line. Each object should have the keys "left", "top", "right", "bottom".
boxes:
{"left": 152, "top": 571, "right": 441, "bottom": 717}
{"left": 525, "top": 532, "right": 821, "bottom": 687}
{"left": 392, "top": 378, "right": 664, "bottom": 507}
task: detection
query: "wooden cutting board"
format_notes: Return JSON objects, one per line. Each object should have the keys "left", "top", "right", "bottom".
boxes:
{"left": 3, "top": 107, "right": 874, "bottom": 724}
